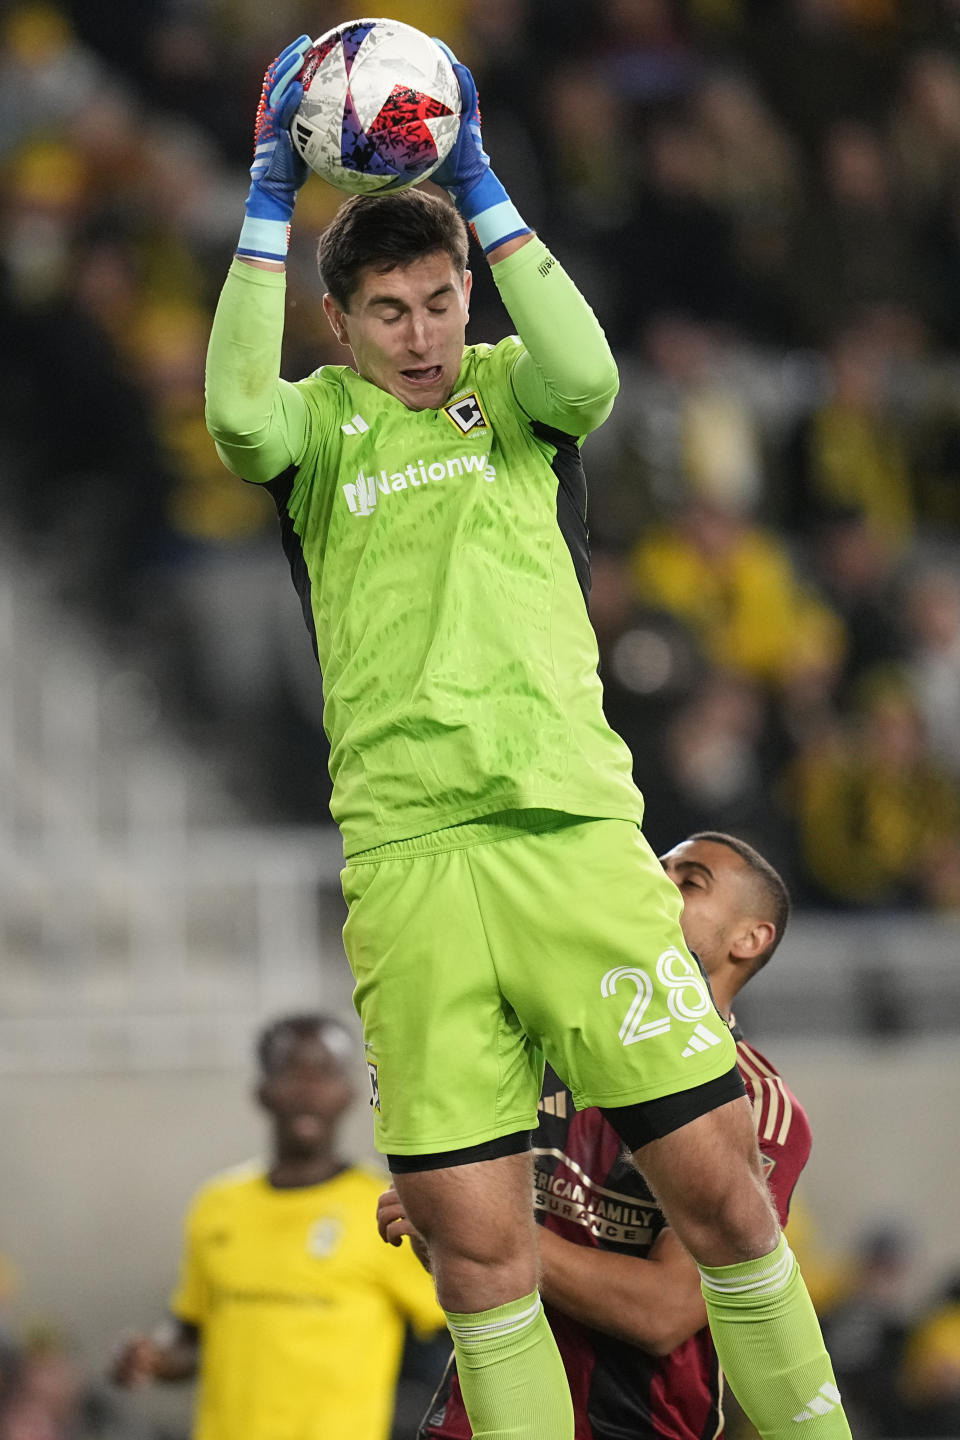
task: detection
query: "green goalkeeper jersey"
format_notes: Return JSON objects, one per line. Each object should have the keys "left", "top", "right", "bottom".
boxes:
{"left": 206, "top": 239, "right": 643, "bottom": 855}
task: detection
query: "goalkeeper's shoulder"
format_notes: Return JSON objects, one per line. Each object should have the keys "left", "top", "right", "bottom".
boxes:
{"left": 205, "top": 262, "right": 321, "bottom": 482}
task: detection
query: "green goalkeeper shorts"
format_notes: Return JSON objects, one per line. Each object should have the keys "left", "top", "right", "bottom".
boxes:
{"left": 341, "top": 809, "right": 736, "bottom": 1156}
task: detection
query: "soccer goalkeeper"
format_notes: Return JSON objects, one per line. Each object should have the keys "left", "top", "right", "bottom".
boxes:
{"left": 205, "top": 33, "right": 852, "bottom": 1440}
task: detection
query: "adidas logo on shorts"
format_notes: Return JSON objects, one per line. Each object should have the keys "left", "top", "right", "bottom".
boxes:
{"left": 681, "top": 1023, "right": 723, "bottom": 1058}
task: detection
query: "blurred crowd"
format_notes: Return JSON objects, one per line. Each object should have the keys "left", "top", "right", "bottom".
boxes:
{"left": 4, "top": 0, "right": 960, "bottom": 907}
{"left": 0, "top": 1254, "right": 133, "bottom": 1440}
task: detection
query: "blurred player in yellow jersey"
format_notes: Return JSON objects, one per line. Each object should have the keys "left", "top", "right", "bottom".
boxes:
{"left": 110, "top": 1013, "right": 444, "bottom": 1440}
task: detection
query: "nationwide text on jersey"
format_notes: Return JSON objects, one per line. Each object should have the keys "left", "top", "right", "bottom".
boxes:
{"left": 343, "top": 452, "right": 497, "bottom": 516}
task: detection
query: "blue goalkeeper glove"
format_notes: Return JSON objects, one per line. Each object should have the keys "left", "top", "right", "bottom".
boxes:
{"left": 431, "top": 42, "right": 531, "bottom": 256}
{"left": 237, "top": 34, "right": 311, "bottom": 263}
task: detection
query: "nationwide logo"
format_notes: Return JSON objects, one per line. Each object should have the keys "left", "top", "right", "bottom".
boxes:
{"left": 442, "top": 390, "right": 489, "bottom": 435}
{"left": 342, "top": 452, "right": 497, "bottom": 516}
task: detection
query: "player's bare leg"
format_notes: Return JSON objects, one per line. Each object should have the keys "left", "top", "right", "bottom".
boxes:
{"left": 394, "top": 1152, "right": 574, "bottom": 1439}
{"left": 635, "top": 1099, "right": 851, "bottom": 1437}
{"left": 634, "top": 1093, "right": 778, "bottom": 1264}
{"left": 394, "top": 1151, "right": 537, "bottom": 1310}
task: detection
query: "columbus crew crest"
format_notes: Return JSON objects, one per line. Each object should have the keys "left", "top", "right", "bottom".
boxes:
{"left": 367, "top": 1060, "right": 381, "bottom": 1112}
{"left": 442, "top": 390, "right": 489, "bottom": 435}
{"left": 308, "top": 1215, "right": 343, "bottom": 1258}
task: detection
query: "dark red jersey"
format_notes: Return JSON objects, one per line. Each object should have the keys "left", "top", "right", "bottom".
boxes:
{"left": 419, "top": 1028, "right": 811, "bottom": 1440}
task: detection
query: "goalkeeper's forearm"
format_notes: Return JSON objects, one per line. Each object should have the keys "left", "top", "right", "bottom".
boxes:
{"left": 428, "top": 48, "right": 616, "bottom": 435}
{"left": 204, "top": 260, "right": 309, "bottom": 483}
{"left": 493, "top": 237, "right": 619, "bottom": 436}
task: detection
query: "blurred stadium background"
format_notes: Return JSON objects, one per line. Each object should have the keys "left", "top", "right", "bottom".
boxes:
{"left": 2, "top": 0, "right": 960, "bottom": 1435}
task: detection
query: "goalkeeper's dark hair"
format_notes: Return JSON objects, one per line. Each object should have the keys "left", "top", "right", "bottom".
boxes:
{"left": 688, "top": 831, "right": 791, "bottom": 972}
{"left": 317, "top": 189, "right": 469, "bottom": 309}
{"left": 256, "top": 1012, "right": 352, "bottom": 1076}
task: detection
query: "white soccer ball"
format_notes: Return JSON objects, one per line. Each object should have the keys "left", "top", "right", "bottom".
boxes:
{"left": 290, "top": 18, "right": 462, "bottom": 194}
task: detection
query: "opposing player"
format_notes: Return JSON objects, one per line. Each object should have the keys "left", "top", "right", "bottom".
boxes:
{"left": 379, "top": 833, "right": 818, "bottom": 1437}
{"left": 204, "top": 34, "right": 851, "bottom": 1440}
{"left": 109, "top": 1014, "right": 442, "bottom": 1440}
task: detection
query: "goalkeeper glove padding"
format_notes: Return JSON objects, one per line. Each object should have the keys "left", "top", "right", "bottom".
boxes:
{"left": 238, "top": 34, "right": 311, "bottom": 263}
{"left": 430, "top": 42, "right": 531, "bottom": 256}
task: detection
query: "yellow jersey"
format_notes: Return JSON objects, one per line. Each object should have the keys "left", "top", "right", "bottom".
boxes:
{"left": 170, "top": 1161, "right": 444, "bottom": 1440}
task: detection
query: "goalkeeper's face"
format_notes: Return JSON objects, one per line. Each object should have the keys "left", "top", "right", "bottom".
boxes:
{"left": 323, "top": 250, "right": 472, "bottom": 411}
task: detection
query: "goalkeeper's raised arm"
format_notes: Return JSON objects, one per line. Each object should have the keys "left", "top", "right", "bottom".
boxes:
{"left": 431, "top": 45, "right": 619, "bottom": 437}
{"left": 204, "top": 36, "right": 313, "bottom": 484}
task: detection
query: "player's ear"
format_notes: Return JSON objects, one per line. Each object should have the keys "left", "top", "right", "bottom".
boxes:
{"left": 322, "top": 292, "right": 350, "bottom": 346}
{"left": 730, "top": 918, "right": 775, "bottom": 965}
{"left": 463, "top": 268, "right": 472, "bottom": 316}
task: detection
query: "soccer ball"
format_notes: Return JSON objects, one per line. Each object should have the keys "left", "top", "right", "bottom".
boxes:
{"left": 290, "top": 18, "right": 462, "bottom": 194}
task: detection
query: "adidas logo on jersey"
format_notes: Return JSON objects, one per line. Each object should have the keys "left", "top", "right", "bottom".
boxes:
{"left": 341, "top": 413, "right": 369, "bottom": 436}
{"left": 343, "top": 453, "right": 497, "bottom": 516}
{"left": 682, "top": 1023, "right": 723, "bottom": 1058}
{"left": 793, "top": 1383, "right": 843, "bottom": 1421}
{"left": 537, "top": 1091, "right": 568, "bottom": 1119}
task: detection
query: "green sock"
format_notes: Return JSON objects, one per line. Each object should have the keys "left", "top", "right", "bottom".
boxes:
{"left": 699, "top": 1234, "right": 852, "bottom": 1438}
{"left": 444, "top": 1290, "right": 574, "bottom": 1440}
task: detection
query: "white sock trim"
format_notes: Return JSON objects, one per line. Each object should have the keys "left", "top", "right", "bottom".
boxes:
{"left": 446, "top": 1295, "right": 542, "bottom": 1345}
{"left": 699, "top": 1241, "right": 796, "bottom": 1296}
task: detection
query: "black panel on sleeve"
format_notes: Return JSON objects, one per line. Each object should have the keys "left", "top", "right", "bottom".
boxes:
{"left": 532, "top": 420, "right": 591, "bottom": 609}
{"left": 264, "top": 465, "right": 319, "bottom": 662}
